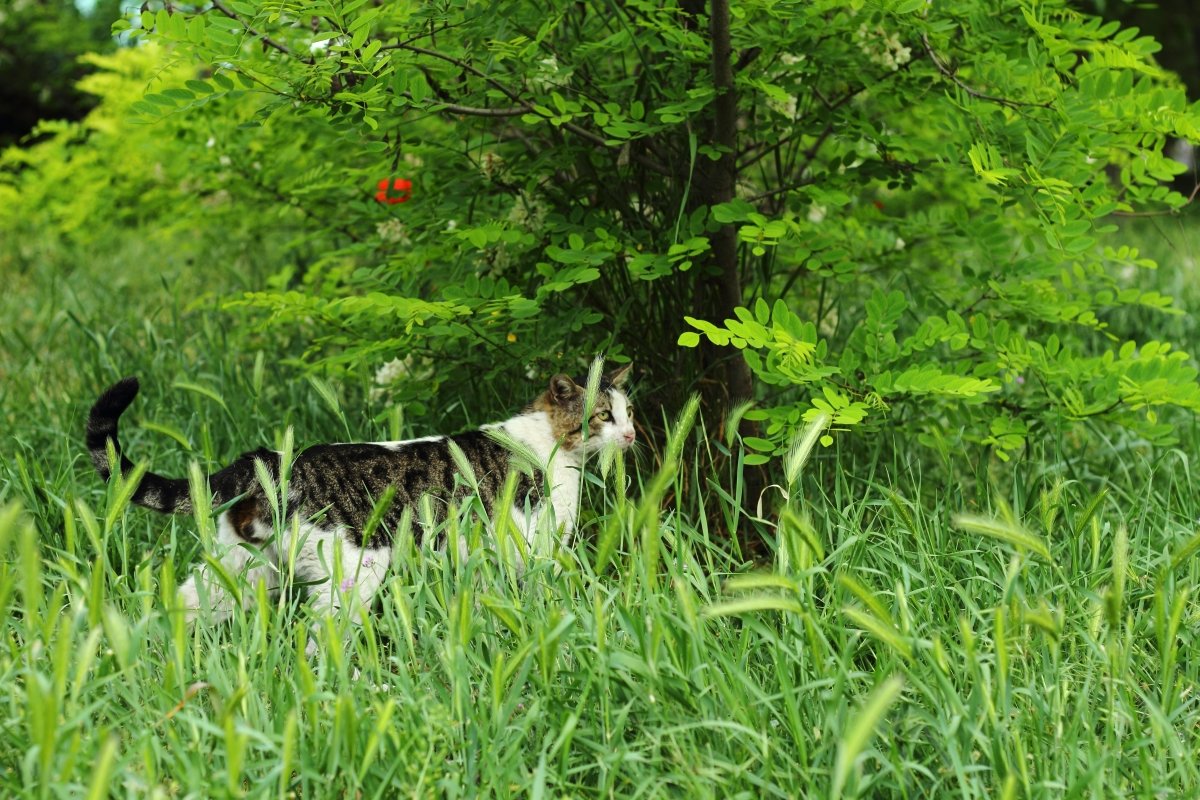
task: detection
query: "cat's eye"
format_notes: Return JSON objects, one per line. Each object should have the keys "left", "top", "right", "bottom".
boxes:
{"left": 596, "top": 410, "right": 612, "bottom": 422}
{"left": 627, "top": 406, "right": 634, "bottom": 418}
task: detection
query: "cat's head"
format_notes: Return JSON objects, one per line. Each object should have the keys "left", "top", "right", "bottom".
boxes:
{"left": 534, "top": 364, "right": 636, "bottom": 454}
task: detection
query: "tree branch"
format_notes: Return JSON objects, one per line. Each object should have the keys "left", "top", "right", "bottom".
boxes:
{"left": 210, "top": 0, "right": 303, "bottom": 62}
{"left": 420, "top": 98, "right": 528, "bottom": 117}
{"left": 921, "top": 34, "right": 1053, "bottom": 110}
{"left": 1110, "top": 181, "right": 1200, "bottom": 217}
{"left": 389, "top": 42, "right": 670, "bottom": 174}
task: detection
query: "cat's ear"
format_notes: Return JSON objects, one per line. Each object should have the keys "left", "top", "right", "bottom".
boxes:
{"left": 606, "top": 363, "right": 632, "bottom": 388}
{"left": 549, "top": 374, "right": 580, "bottom": 404}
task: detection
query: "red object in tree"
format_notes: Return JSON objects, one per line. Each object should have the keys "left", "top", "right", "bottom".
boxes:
{"left": 375, "top": 177, "right": 412, "bottom": 205}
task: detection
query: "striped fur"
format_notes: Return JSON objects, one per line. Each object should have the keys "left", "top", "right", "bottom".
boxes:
{"left": 85, "top": 367, "right": 636, "bottom": 622}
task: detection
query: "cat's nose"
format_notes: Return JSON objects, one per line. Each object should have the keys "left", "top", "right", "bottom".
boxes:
{"left": 622, "top": 430, "right": 635, "bottom": 445}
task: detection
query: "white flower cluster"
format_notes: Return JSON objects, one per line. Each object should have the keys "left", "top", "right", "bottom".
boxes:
{"left": 767, "top": 94, "right": 799, "bottom": 119}
{"left": 857, "top": 24, "right": 913, "bottom": 72}
{"left": 375, "top": 218, "right": 410, "bottom": 245}
{"left": 531, "top": 55, "right": 571, "bottom": 91}
{"left": 371, "top": 355, "right": 433, "bottom": 400}
{"left": 507, "top": 192, "right": 547, "bottom": 230}
{"left": 374, "top": 356, "right": 411, "bottom": 386}
{"left": 480, "top": 151, "right": 507, "bottom": 181}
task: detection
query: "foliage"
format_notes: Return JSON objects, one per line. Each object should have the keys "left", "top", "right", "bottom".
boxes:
{"left": 4, "top": 0, "right": 1200, "bottom": 462}
{"left": 5, "top": 234, "right": 1200, "bottom": 796}
{"left": 0, "top": 0, "right": 122, "bottom": 146}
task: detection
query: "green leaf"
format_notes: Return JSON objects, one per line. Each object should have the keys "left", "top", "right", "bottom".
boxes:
{"left": 711, "top": 198, "right": 757, "bottom": 223}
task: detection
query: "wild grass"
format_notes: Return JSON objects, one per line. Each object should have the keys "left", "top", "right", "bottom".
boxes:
{"left": 3, "top": 227, "right": 1200, "bottom": 798}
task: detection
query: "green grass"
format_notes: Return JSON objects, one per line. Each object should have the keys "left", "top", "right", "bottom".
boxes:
{"left": 4, "top": 226, "right": 1200, "bottom": 798}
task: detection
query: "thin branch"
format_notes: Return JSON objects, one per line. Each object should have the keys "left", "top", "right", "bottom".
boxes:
{"left": 1110, "top": 182, "right": 1200, "bottom": 217}
{"left": 210, "top": 0, "right": 303, "bottom": 62}
{"left": 737, "top": 76, "right": 888, "bottom": 169}
{"left": 921, "top": 34, "right": 1053, "bottom": 110}
{"left": 421, "top": 99, "right": 528, "bottom": 117}
{"left": 387, "top": 44, "right": 523, "bottom": 101}
{"left": 745, "top": 125, "right": 835, "bottom": 206}
{"left": 961, "top": 289, "right": 995, "bottom": 316}
{"left": 389, "top": 43, "right": 669, "bottom": 174}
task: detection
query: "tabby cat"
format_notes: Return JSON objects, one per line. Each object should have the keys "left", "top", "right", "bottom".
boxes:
{"left": 86, "top": 366, "right": 635, "bottom": 621}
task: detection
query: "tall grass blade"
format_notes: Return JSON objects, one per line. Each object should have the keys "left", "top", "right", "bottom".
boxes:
{"left": 831, "top": 675, "right": 904, "bottom": 800}
{"left": 953, "top": 512, "right": 1053, "bottom": 563}
{"left": 85, "top": 734, "right": 119, "bottom": 800}
{"left": 784, "top": 411, "right": 830, "bottom": 490}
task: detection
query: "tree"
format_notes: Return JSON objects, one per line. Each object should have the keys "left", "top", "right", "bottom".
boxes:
{"left": 8, "top": 0, "right": 1200, "bottom": 477}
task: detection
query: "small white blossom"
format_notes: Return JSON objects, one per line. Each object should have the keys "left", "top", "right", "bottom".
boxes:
{"left": 508, "top": 192, "right": 547, "bottom": 230}
{"left": 767, "top": 94, "right": 799, "bottom": 119}
{"left": 376, "top": 218, "right": 410, "bottom": 245}
{"left": 480, "top": 151, "right": 506, "bottom": 180}
{"left": 894, "top": 237, "right": 906, "bottom": 251}
{"left": 807, "top": 204, "right": 827, "bottom": 224}
{"left": 857, "top": 24, "right": 912, "bottom": 72}
{"left": 374, "top": 356, "right": 411, "bottom": 386}
{"left": 532, "top": 54, "right": 571, "bottom": 90}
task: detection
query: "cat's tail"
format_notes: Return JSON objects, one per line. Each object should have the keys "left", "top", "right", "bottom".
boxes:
{"left": 86, "top": 377, "right": 194, "bottom": 514}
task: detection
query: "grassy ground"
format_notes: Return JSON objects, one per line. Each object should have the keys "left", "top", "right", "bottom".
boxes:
{"left": 3, "top": 222, "right": 1200, "bottom": 798}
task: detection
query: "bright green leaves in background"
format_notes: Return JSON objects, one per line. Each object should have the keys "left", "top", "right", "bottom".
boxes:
{"left": 2, "top": 0, "right": 1200, "bottom": 463}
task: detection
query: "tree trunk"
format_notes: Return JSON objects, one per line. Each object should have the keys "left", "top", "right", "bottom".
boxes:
{"left": 708, "top": 0, "right": 753, "bottom": 405}
{"left": 707, "top": 0, "right": 767, "bottom": 554}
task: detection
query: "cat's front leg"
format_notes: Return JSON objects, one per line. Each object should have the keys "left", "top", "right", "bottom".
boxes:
{"left": 177, "top": 512, "right": 278, "bottom": 622}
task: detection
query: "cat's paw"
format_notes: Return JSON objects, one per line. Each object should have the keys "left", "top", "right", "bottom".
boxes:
{"left": 176, "top": 578, "right": 203, "bottom": 623}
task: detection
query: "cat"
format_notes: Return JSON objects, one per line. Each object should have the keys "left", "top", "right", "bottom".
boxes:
{"left": 86, "top": 365, "right": 635, "bottom": 622}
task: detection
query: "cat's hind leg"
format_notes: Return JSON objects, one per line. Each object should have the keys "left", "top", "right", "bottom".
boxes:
{"left": 293, "top": 524, "right": 391, "bottom": 621}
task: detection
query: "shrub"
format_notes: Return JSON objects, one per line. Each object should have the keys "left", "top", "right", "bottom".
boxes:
{"left": 6, "top": 0, "right": 1199, "bottom": 461}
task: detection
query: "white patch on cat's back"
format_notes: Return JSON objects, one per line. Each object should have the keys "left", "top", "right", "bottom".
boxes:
{"left": 371, "top": 436, "right": 445, "bottom": 450}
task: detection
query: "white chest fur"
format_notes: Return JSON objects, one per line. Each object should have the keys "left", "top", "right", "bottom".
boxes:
{"left": 493, "top": 411, "right": 582, "bottom": 537}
